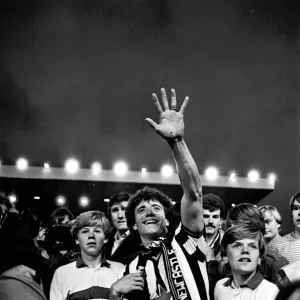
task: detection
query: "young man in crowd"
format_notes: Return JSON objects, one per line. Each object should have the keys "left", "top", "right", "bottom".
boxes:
{"left": 222, "top": 203, "right": 288, "bottom": 284}
{"left": 50, "top": 211, "right": 129, "bottom": 300}
{"left": 214, "top": 224, "right": 279, "bottom": 300}
{"left": 259, "top": 205, "right": 282, "bottom": 246}
{"left": 105, "top": 192, "right": 141, "bottom": 264}
{"left": 268, "top": 192, "right": 300, "bottom": 263}
{"left": 110, "top": 88, "right": 210, "bottom": 300}
{"left": 203, "top": 193, "right": 225, "bottom": 261}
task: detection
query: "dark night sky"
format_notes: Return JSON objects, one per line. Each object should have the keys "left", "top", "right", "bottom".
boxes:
{"left": 0, "top": 0, "right": 299, "bottom": 231}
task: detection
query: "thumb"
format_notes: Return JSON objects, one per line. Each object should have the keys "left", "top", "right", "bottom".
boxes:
{"left": 145, "top": 118, "right": 158, "bottom": 130}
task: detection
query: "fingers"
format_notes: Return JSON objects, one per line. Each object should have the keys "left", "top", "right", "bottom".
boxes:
{"left": 145, "top": 118, "right": 158, "bottom": 130}
{"left": 152, "top": 93, "right": 163, "bottom": 115}
{"left": 171, "top": 88, "right": 177, "bottom": 110}
{"left": 160, "top": 88, "right": 169, "bottom": 110}
{"left": 179, "top": 96, "right": 189, "bottom": 114}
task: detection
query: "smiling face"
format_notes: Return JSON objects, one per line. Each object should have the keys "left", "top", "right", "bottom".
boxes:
{"left": 203, "top": 209, "right": 222, "bottom": 237}
{"left": 111, "top": 201, "right": 128, "bottom": 234}
{"left": 226, "top": 238, "right": 261, "bottom": 277}
{"left": 292, "top": 199, "right": 300, "bottom": 230}
{"left": 134, "top": 199, "right": 169, "bottom": 246}
{"left": 76, "top": 226, "right": 107, "bottom": 258}
{"left": 263, "top": 210, "right": 280, "bottom": 242}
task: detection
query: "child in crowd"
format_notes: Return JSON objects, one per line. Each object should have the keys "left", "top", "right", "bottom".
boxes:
{"left": 214, "top": 224, "right": 279, "bottom": 300}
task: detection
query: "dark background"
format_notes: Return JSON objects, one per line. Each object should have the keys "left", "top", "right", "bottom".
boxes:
{"left": 0, "top": 0, "right": 299, "bottom": 232}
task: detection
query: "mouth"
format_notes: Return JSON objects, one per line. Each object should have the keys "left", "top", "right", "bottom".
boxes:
{"left": 238, "top": 258, "right": 251, "bottom": 262}
{"left": 87, "top": 242, "right": 96, "bottom": 247}
{"left": 144, "top": 219, "right": 158, "bottom": 225}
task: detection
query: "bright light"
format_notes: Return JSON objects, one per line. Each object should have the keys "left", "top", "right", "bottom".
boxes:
{"left": 231, "top": 203, "right": 235, "bottom": 207}
{"left": 91, "top": 162, "right": 102, "bottom": 175}
{"left": 205, "top": 166, "right": 219, "bottom": 180}
{"left": 44, "top": 162, "right": 50, "bottom": 169}
{"left": 34, "top": 196, "right": 40, "bottom": 200}
{"left": 267, "top": 172, "right": 277, "bottom": 183}
{"left": 79, "top": 196, "right": 89, "bottom": 207}
{"left": 141, "top": 167, "right": 147, "bottom": 174}
{"left": 247, "top": 169, "right": 260, "bottom": 182}
{"left": 56, "top": 196, "right": 66, "bottom": 206}
{"left": 113, "top": 161, "right": 128, "bottom": 176}
{"left": 172, "top": 201, "right": 176, "bottom": 205}
{"left": 229, "top": 171, "right": 237, "bottom": 180}
{"left": 104, "top": 198, "right": 110, "bottom": 203}
{"left": 65, "top": 158, "right": 80, "bottom": 174}
{"left": 9, "top": 194, "right": 17, "bottom": 203}
{"left": 16, "top": 158, "right": 28, "bottom": 171}
{"left": 161, "top": 164, "right": 174, "bottom": 177}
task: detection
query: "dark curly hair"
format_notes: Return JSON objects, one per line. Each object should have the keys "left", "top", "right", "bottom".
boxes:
{"left": 203, "top": 193, "right": 225, "bottom": 219}
{"left": 126, "top": 186, "right": 176, "bottom": 236}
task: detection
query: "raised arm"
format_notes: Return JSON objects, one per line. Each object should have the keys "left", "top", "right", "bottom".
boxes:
{"left": 145, "top": 88, "right": 204, "bottom": 233}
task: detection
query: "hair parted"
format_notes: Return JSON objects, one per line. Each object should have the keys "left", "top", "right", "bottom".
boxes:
{"left": 203, "top": 193, "right": 225, "bottom": 218}
{"left": 126, "top": 186, "right": 175, "bottom": 234}
{"left": 71, "top": 211, "right": 110, "bottom": 239}
{"left": 259, "top": 205, "right": 282, "bottom": 228}
{"left": 221, "top": 224, "right": 266, "bottom": 259}
{"left": 225, "top": 203, "right": 265, "bottom": 234}
{"left": 107, "top": 192, "right": 131, "bottom": 221}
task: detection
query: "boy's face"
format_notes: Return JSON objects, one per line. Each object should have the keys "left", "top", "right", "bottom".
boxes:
{"left": 76, "top": 226, "right": 107, "bottom": 257}
{"left": 263, "top": 210, "right": 280, "bottom": 242}
{"left": 226, "top": 238, "right": 261, "bottom": 277}
{"left": 292, "top": 199, "right": 300, "bottom": 230}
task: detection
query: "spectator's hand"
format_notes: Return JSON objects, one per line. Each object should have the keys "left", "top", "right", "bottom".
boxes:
{"left": 110, "top": 273, "right": 144, "bottom": 300}
{"left": 145, "top": 88, "right": 189, "bottom": 142}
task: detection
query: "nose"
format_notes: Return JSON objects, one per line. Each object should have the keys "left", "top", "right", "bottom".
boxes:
{"left": 145, "top": 206, "right": 155, "bottom": 216}
{"left": 208, "top": 216, "right": 213, "bottom": 223}
{"left": 88, "top": 230, "right": 95, "bottom": 238}
{"left": 241, "top": 245, "right": 250, "bottom": 254}
{"left": 118, "top": 209, "right": 125, "bottom": 219}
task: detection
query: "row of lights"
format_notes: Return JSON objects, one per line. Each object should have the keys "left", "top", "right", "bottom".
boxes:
{"left": 8, "top": 193, "right": 178, "bottom": 207}
{"left": 4, "top": 158, "right": 277, "bottom": 182}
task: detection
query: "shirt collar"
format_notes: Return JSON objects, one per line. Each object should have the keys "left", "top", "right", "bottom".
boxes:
{"left": 114, "top": 230, "right": 130, "bottom": 241}
{"left": 223, "top": 271, "right": 264, "bottom": 290}
{"left": 76, "top": 256, "right": 111, "bottom": 268}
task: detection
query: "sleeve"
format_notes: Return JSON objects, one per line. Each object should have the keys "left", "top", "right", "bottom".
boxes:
{"left": 50, "top": 269, "right": 64, "bottom": 300}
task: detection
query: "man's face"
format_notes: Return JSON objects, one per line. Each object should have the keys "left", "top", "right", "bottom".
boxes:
{"left": 263, "top": 211, "right": 280, "bottom": 242}
{"left": 226, "top": 238, "right": 261, "bottom": 277}
{"left": 110, "top": 201, "right": 128, "bottom": 233}
{"left": 292, "top": 199, "right": 300, "bottom": 230}
{"left": 203, "top": 209, "right": 222, "bottom": 236}
{"left": 134, "top": 199, "right": 168, "bottom": 243}
{"left": 77, "top": 226, "right": 107, "bottom": 257}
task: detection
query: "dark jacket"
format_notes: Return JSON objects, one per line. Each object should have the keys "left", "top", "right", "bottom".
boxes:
{"left": 105, "top": 230, "right": 141, "bottom": 265}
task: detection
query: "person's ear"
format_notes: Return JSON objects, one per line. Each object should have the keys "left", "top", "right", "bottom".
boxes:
{"left": 75, "top": 239, "right": 79, "bottom": 245}
{"left": 133, "top": 224, "right": 137, "bottom": 230}
{"left": 104, "top": 238, "right": 108, "bottom": 244}
{"left": 166, "top": 220, "right": 169, "bottom": 227}
{"left": 257, "top": 257, "right": 261, "bottom": 266}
